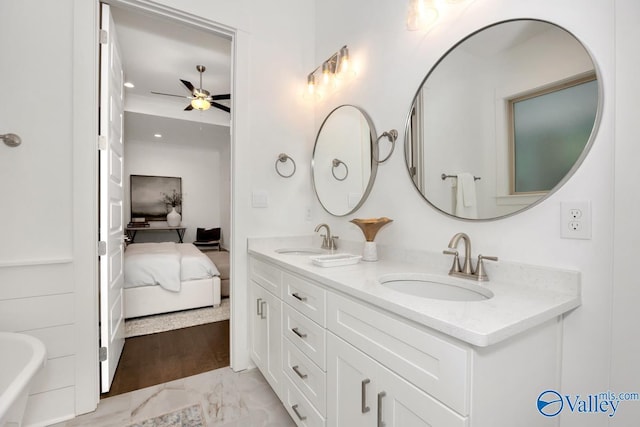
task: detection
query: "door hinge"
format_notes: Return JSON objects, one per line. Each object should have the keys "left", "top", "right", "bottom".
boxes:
{"left": 98, "top": 135, "right": 107, "bottom": 151}
{"left": 99, "top": 29, "right": 108, "bottom": 45}
{"left": 98, "top": 241, "right": 107, "bottom": 256}
{"left": 99, "top": 346, "right": 107, "bottom": 362}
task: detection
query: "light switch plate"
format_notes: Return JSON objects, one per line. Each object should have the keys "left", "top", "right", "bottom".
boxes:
{"left": 252, "top": 190, "right": 268, "bottom": 208}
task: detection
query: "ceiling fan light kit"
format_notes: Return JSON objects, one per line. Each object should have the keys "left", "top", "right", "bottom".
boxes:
{"left": 191, "top": 97, "right": 211, "bottom": 111}
{"left": 151, "top": 64, "right": 231, "bottom": 113}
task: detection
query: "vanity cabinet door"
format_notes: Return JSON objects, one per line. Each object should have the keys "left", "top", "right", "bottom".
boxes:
{"left": 249, "top": 280, "right": 283, "bottom": 399}
{"left": 327, "top": 332, "right": 467, "bottom": 427}
{"left": 377, "top": 364, "right": 467, "bottom": 427}
{"left": 327, "top": 332, "right": 377, "bottom": 427}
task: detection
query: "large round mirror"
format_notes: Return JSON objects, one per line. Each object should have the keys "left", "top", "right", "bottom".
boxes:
{"left": 405, "top": 19, "right": 602, "bottom": 220}
{"left": 312, "top": 105, "right": 378, "bottom": 216}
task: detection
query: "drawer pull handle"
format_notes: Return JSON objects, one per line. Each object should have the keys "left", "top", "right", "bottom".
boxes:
{"left": 292, "top": 292, "right": 307, "bottom": 302}
{"left": 292, "top": 365, "right": 308, "bottom": 379}
{"left": 377, "top": 391, "right": 386, "bottom": 427}
{"left": 256, "top": 298, "right": 262, "bottom": 316}
{"left": 260, "top": 301, "right": 267, "bottom": 319}
{"left": 361, "top": 378, "right": 371, "bottom": 413}
{"left": 291, "top": 327, "right": 307, "bottom": 339}
{"left": 292, "top": 404, "right": 307, "bottom": 421}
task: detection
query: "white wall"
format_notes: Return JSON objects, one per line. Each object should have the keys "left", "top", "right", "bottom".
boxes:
{"left": 610, "top": 0, "right": 640, "bottom": 425}
{"left": 124, "top": 135, "right": 229, "bottom": 245}
{"left": 0, "top": 1, "right": 98, "bottom": 425}
{"left": 313, "top": 1, "right": 618, "bottom": 426}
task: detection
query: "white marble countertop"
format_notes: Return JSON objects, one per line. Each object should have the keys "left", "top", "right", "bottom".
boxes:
{"left": 247, "top": 235, "right": 581, "bottom": 347}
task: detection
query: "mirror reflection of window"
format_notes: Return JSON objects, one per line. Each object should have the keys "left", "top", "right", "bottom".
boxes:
{"left": 509, "top": 74, "right": 598, "bottom": 194}
{"left": 404, "top": 19, "right": 602, "bottom": 220}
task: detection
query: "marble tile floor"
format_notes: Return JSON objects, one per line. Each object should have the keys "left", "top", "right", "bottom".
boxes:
{"left": 51, "top": 367, "right": 296, "bottom": 427}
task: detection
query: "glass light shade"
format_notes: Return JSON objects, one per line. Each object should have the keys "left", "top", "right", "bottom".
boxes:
{"left": 339, "top": 47, "right": 349, "bottom": 73}
{"left": 191, "top": 97, "right": 211, "bottom": 111}
{"left": 407, "top": 0, "right": 439, "bottom": 31}
{"left": 322, "top": 61, "right": 331, "bottom": 84}
{"left": 307, "top": 74, "right": 316, "bottom": 95}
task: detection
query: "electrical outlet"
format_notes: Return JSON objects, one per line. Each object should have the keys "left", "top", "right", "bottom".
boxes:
{"left": 561, "top": 201, "right": 591, "bottom": 239}
{"left": 569, "top": 209, "right": 582, "bottom": 219}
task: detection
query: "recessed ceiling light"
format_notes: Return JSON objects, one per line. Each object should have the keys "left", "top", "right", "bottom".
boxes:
{"left": 154, "top": 134, "right": 162, "bottom": 138}
{"left": 124, "top": 82, "right": 135, "bottom": 88}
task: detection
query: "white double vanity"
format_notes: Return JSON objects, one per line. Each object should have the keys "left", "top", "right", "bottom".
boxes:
{"left": 248, "top": 236, "right": 580, "bottom": 427}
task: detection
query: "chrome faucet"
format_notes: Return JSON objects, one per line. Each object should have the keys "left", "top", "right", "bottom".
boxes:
{"left": 314, "top": 223, "right": 338, "bottom": 250}
{"left": 443, "top": 232, "right": 497, "bottom": 281}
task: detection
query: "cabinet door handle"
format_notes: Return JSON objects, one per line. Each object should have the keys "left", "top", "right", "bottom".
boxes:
{"left": 291, "top": 292, "right": 307, "bottom": 302}
{"left": 260, "top": 301, "right": 267, "bottom": 319}
{"left": 291, "top": 404, "right": 307, "bottom": 421}
{"left": 292, "top": 365, "right": 308, "bottom": 379}
{"left": 361, "top": 378, "right": 371, "bottom": 413}
{"left": 256, "top": 298, "right": 262, "bottom": 316}
{"left": 377, "top": 391, "right": 386, "bottom": 427}
{"left": 291, "top": 327, "right": 307, "bottom": 339}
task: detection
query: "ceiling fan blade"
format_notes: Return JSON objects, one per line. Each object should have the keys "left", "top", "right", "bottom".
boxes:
{"left": 211, "top": 102, "right": 231, "bottom": 113}
{"left": 184, "top": 104, "right": 194, "bottom": 111}
{"left": 151, "top": 91, "right": 191, "bottom": 99}
{"left": 210, "top": 94, "right": 231, "bottom": 101}
{"left": 180, "top": 79, "right": 196, "bottom": 94}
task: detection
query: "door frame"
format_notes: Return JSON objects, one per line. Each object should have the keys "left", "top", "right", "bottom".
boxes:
{"left": 87, "top": 0, "right": 248, "bottom": 408}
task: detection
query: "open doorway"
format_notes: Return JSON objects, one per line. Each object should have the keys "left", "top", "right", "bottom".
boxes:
{"left": 98, "top": 2, "right": 233, "bottom": 396}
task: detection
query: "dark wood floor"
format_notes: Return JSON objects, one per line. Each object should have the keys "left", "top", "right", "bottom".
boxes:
{"left": 101, "top": 320, "right": 230, "bottom": 398}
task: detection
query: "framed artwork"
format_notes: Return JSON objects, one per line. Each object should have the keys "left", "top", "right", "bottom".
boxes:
{"left": 130, "top": 175, "right": 182, "bottom": 221}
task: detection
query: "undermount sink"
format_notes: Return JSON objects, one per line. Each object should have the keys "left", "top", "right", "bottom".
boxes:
{"left": 275, "top": 247, "right": 325, "bottom": 255}
{"left": 378, "top": 273, "right": 494, "bottom": 302}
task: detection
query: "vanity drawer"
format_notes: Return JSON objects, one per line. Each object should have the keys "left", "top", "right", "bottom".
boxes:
{"left": 283, "top": 336, "right": 327, "bottom": 415}
{"left": 327, "top": 292, "right": 470, "bottom": 415}
{"left": 283, "top": 304, "right": 326, "bottom": 370}
{"left": 283, "top": 375, "right": 326, "bottom": 427}
{"left": 250, "top": 257, "right": 282, "bottom": 296}
{"left": 283, "top": 272, "right": 326, "bottom": 327}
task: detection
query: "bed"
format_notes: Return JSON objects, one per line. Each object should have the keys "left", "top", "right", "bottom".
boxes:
{"left": 123, "top": 242, "right": 221, "bottom": 319}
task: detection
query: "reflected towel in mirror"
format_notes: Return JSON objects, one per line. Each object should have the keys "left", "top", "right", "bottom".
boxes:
{"left": 455, "top": 173, "right": 478, "bottom": 219}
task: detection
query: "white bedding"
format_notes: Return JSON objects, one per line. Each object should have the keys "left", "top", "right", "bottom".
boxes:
{"left": 124, "top": 242, "right": 219, "bottom": 292}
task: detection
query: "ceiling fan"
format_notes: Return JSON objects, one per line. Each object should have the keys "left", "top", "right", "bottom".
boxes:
{"left": 151, "top": 65, "right": 231, "bottom": 113}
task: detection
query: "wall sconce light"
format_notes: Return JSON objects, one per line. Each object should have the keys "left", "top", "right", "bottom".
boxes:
{"left": 407, "top": 0, "right": 439, "bottom": 31}
{"left": 306, "top": 45, "right": 354, "bottom": 99}
{"left": 407, "top": 0, "right": 472, "bottom": 31}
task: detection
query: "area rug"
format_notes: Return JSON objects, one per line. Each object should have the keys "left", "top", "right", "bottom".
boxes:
{"left": 128, "top": 404, "right": 205, "bottom": 427}
{"left": 125, "top": 298, "right": 230, "bottom": 338}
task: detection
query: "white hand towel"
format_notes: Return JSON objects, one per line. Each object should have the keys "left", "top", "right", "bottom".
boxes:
{"left": 455, "top": 173, "right": 478, "bottom": 219}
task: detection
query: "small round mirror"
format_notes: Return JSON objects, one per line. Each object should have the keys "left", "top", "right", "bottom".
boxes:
{"left": 312, "top": 105, "right": 378, "bottom": 216}
{"left": 405, "top": 19, "right": 602, "bottom": 220}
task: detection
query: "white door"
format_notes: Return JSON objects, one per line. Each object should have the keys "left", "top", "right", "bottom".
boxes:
{"left": 99, "top": 3, "right": 126, "bottom": 393}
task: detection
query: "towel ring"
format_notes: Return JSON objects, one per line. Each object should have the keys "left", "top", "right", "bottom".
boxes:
{"left": 331, "top": 158, "right": 349, "bottom": 181}
{"left": 374, "top": 129, "right": 398, "bottom": 164}
{"left": 275, "top": 153, "right": 296, "bottom": 178}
